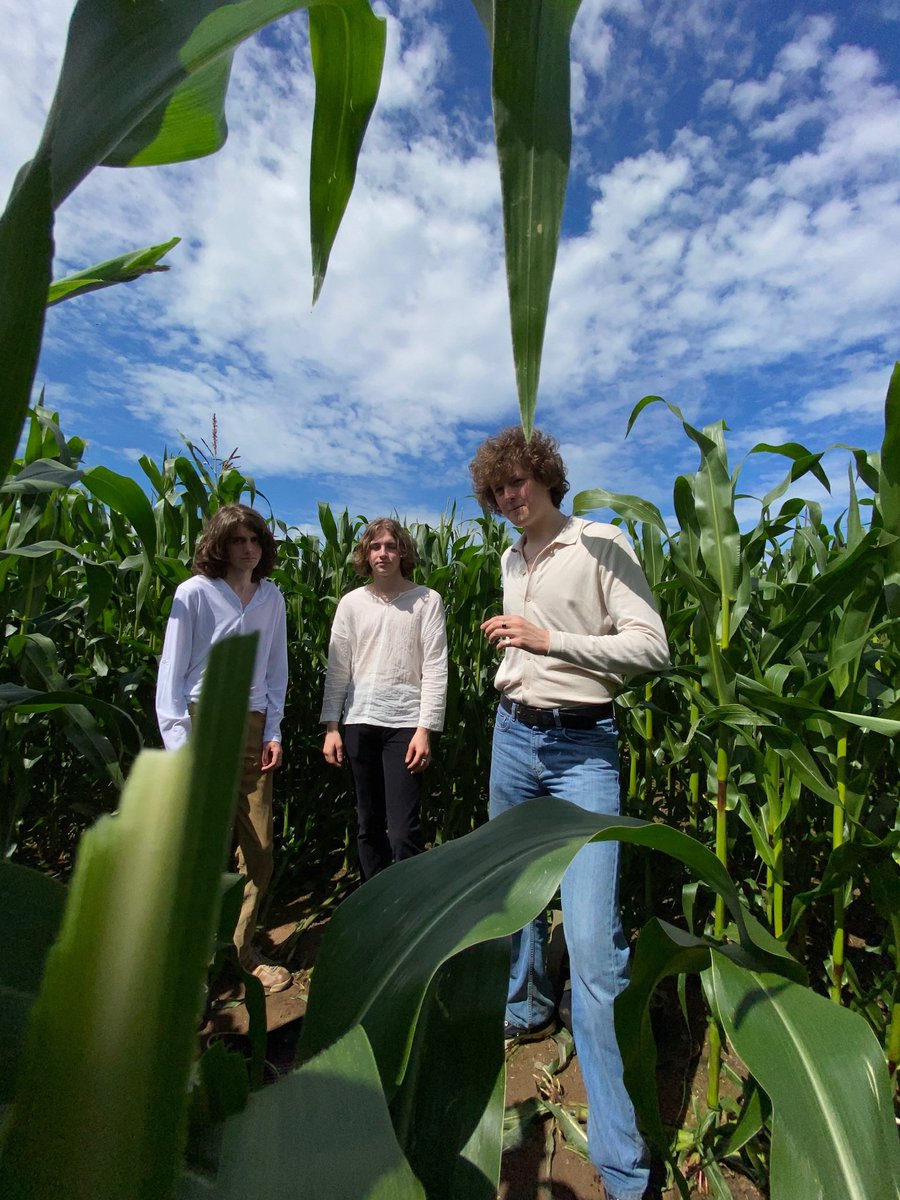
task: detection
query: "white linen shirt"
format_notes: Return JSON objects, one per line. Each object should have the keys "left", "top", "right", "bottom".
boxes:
{"left": 320, "top": 584, "right": 448, "bottom": 731}
{"left": 494, "top": 516, "right": 669, "bottom": 707}
{"left": 156, "top": 575, "right": 288, "bottom": 750}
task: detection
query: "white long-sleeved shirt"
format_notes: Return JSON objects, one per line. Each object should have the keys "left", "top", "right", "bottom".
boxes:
{"left": 320, "top": 584, "right": 448, "bottom": 730}
{"left": 495, "top": 516, "right": 669, "bottom": 707}
{"left": 156, "top": 575, "right": 288, "bottom": 750}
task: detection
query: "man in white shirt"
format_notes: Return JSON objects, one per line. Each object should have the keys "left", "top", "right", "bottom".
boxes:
{"left": 470, "top": 428, "right": 669, "bottom": 1200}
{"left": 321, "top": 518, "right": 448, "bottom": 880}
{"left": 156, "top": 504, "right": 291, "bottom": 993}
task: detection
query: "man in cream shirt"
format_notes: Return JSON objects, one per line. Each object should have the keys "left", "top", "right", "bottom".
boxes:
{"left": 321, "top": 518, "right": 447, "bottom": 880}
{"left": 470, "top": 428, "right": 668, "bottom": 1200}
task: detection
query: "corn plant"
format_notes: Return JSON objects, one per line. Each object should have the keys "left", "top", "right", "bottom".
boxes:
{"left": 574, "top": 368, "right": 900, "bottom": 1179}
{"left": 3, "top": 1, "right": 900, "bottom": 1196}
{"left": 4, "top": 652, "right": 898, "bottom": 1199}
{"left": 5, "top": 388, "right": 899, "bottom": 1195}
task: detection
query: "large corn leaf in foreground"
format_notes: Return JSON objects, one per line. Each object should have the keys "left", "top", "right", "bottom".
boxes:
{"left": 473, "top": 0, "right": 582, "bottom": 436}
{"left": 617, "top": 918, "right": 900, "bottom": 1200}
{"left": 179, "top": 1025, "right": 426, "bottom": 1200}
{"left": 184, "top": 946, "right": 506, "bottom": 1200}
{"left": 297, "top": 797, "right": 786, "bottom": 1087}
{"left": 710, "top": 954, "right": 900, "bottom": 1200}
{"left": 389, "top": 941, "right": 508, "bottom": 1200}
{"left": 0, "top": 637, "right": 256, "bottom": 1200}
{"left": 0, "top": 0, "right": 387, "bottom": 479}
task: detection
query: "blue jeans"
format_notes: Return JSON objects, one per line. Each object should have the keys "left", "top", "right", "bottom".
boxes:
{"left": 490, "top": 705, "right": 649, "bottom": 1200}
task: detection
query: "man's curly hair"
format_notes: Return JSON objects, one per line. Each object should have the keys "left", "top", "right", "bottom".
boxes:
{"left": 193, "top": 504, "right": 277, "bottom": 581}
{"left": 352, "top": 518, "right": 417, "bottom": 580}
{"left": 469, "top": 427, "right": 570, "bottom": 514}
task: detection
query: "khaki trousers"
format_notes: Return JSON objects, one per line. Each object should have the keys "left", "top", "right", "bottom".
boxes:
{"left": 191, "top": 706, "right": 274, "bottom": 965}
{"left": 232, "top": 710, "right": 274, "bottom": 965}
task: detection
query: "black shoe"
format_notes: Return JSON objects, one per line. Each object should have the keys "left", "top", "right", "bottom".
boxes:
{"left": 503, "top": 1018, "right": 557, "bottom": 1049}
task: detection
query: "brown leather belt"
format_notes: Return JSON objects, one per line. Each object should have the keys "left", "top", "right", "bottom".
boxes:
{"left": 499, "top": 693, "right": 614, "bottom": 730}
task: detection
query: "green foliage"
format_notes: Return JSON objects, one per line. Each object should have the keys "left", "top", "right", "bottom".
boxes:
{"left": 4, "top": 743, "right": 897, "bottom": 1199}
{"left": 47, "top": 238, "right": 181, "bottom": 307}
{"left": 480, "top": 0, "right": 583, "bottom": 437}
{"left": 2, "top": 1, "right": 899, "bottom": 1195}
{"left": 0, "top": 0, "right": 387, "bottom": 478}
{"left": 0, "top": 638, "right": 256, "bottom": 1200}
{"left": 3, "top": 397, "right": 899, "bottom": 1198}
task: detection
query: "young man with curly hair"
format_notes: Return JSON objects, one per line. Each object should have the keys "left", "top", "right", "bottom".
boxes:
{"left": 320, "top": 517, "right": 448, "bottom": 881}
{"left": 156, "top": 503, "right": 291, "bottom": 993}
{"left": 470, "top": 428, "right": 669, "bottom": 1200}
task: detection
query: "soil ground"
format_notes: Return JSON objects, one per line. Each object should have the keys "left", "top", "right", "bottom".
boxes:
{"left": 200, "top": 888, "right": 765, "bottom": 1200}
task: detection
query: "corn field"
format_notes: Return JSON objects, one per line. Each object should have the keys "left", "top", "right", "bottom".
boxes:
{"left": 3, "top": 396, "right": 898, "bottom": 1172}
{"left": 1, "top": 407, "right": 509, "bottom": 881}
{"left": 3, "top": 4, "right": 897, "bottom": 1196}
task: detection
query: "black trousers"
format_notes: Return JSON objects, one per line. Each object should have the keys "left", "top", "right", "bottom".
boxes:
{"left": 343, "top": 724, "right": 424, "bottom": 881}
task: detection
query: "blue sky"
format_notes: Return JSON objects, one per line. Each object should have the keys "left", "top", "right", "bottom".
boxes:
{"left": 3, "top": 1, "right": 899, "bottom": 534}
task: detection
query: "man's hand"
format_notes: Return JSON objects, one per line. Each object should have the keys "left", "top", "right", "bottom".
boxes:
{"left": 261, "top": 741, "right": 283, "bottom": 772}
{"left": 323, "top": 729, "right": 344, "bottom": 767}
{"left": 481, "top": 614, "right": 550, "bottom": 656}
{"left": 405, "top": 727, "right": 432, "bottom": 774}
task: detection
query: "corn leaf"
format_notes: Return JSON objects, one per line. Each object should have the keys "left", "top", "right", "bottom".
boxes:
{"left": 689, "top": 423, "right": 742, "bottom": 606}
{"left": 309, "top": 3, "right": 387, "bottom": 302}
{"left": 0, "top": 636, "right": 256, "bottom": 1200}
{"left": 628, "top": 398, "right": 742, "bottom": 604}
{"left": 33, "top": 0, "right": 382, "bottom": 205}
{"left": 0, "top": 0, "right": 386, "bottom": 481}
{"left": 710, "top": 954, "right": 900, "bottom": 1200}
{"left": 12, "top": 633, "right": 127, "bottom": 786}
{"left": 47, "top": 238, "right": 181, "bottom": 307}
{"left": 880, "top": 361, "right": 900, "bottom": 615}
{"left": 0, "top": 151, "right": 53, "bottom": 479}
{"left": 0, "top": 684, "right": 141, "bottom": 749}
{"left": 103, "top": 55, "right": 234, "bottom": 167}
{"left": 573, "top": 488, "right": 668, "bottom": 534}
{"left": 389, "top": 941, "right": 507, "bottom": 1200}
{"left": 83, "top": 465, "right": 158, "bottom": 558}
{"left": 0, "top": 460, "right": 83, "bottom": 494}
{"left": 748, "top": 440, "right": 831, "bottom": 505}
{"left": 0, "top": 863, "right": 66, "bottom": 1104}
{"left": 615, "top": 918, "right": 714, "bottom": 1150}
{"left": 488, "top": 0, "right": 582, "bottom": 437}
{"left": 298, "top": 796, "right": 792, "bottom": 1093}
{"left": 179, "top": 1025, "right": 426, "bottom": 1200}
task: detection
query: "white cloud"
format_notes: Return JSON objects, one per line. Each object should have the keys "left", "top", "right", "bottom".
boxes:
{"left": 797, "top": 365, "right": 894, "bottom": 424}
{"left": 4, "top": 1, "right": 898, "bottom": 531}
{"left": 775, "top": 15, "right": 834, "bottom": 74}
{"left": 729, "top": 73, "right": 786, "bottom": 120}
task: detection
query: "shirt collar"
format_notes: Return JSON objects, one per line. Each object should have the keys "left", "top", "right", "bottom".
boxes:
{"left": 509, "top": 514, "right": 580, "bottom": 555}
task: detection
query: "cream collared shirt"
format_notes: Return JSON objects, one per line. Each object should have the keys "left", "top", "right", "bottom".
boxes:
{"left": 494, "top": 516, "right": 669, "bottom": 708}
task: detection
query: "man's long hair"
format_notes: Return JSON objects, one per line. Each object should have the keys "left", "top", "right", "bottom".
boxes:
{"left": 352, "top": 518, "right": 417, "bottom": 580}
{"left": 193, "top": 504, "right": 277, "bottom": 581}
